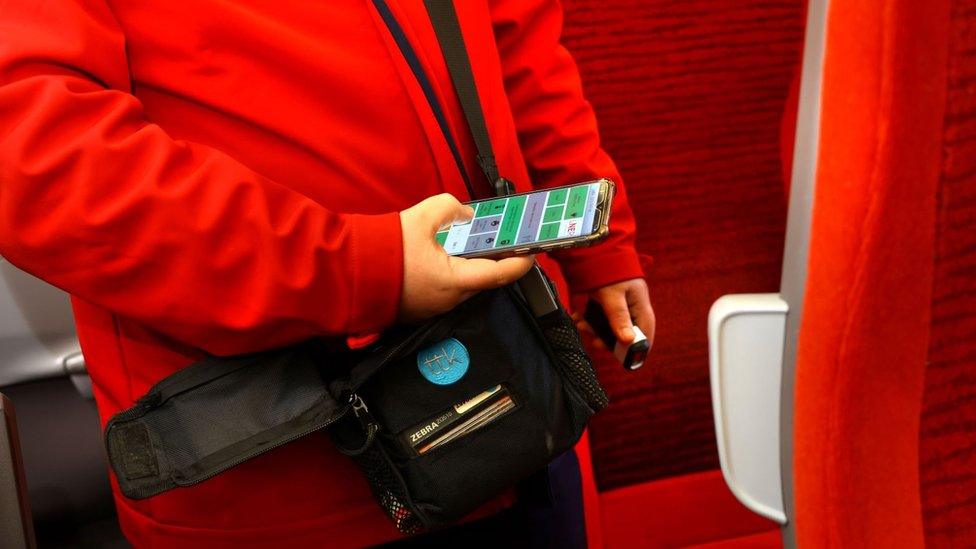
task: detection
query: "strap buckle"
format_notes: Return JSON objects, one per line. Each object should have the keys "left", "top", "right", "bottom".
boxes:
{"left": 494, "top": 177, "right": 515, "bottom": 197}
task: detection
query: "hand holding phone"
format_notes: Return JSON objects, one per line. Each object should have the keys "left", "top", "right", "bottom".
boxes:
{"left": 435, "top": 179, "right": 615, "bottom": 259}
{"left": 398, "top": 194, "right": 534, "bottom": 323}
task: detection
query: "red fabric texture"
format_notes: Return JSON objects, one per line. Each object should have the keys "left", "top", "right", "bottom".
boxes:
{"left": 684, "top": 530, "right": 782, "bottom": 549}
{"left": 792, "top": 0, "right": 949, "bottom": 546}
{"left": 919, "top": 1, "right": 976, "bottom": 545}
{"left": 599, "top": 470, "right": 779, "bottom": 549}
{"left": 0, "top": 1, "right": 645, "bottom": 547}
{"left": 779, "top": 0, "right": 808, "bottom": 194}
{"left": 560, "top": 0, "right": 804, "bottom": 490}
{"left": 780, "top": 72, "right": 802, "bottom": 195}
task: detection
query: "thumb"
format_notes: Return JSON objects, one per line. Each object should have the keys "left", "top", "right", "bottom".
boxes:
{"left": 448, "top": 255, "right": 534, "bottom": 291}
{"left": 600, "top": 293, "right": 635, "bottom": 343}
{"left": 422, "top": 193, "right": 474, "bottom": 230}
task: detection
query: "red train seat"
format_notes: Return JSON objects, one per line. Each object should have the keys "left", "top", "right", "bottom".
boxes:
{"left": 794, "top": 0, "right": 976, "bottom": 546}
{"left": 561, "top": 0, "right": 804, "bottom": 546}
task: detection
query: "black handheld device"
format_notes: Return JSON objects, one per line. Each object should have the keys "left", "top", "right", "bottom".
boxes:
{"left": 516, "top": 264, "right": 560, "bottom": 318}
{"left": 584, "top": 299, "right": 649, "bottom": 371}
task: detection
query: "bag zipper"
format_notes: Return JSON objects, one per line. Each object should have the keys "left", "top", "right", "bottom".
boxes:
{"left": 121, "top": 316, "right": 446, "bottom": 488}
{"left": 336, "top": 312, "right": 450, "bottom": 396}
{"left": 351, "top": 393, "right": 375, "bottom": 427}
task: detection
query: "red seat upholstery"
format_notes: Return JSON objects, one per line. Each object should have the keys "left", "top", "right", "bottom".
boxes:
{"left": 559, "top": 1, "right": 803, "bottom": 546}
{"left": 561, "top": 0, "right": 804, "bottom": 492}
{"left": 599, "top": 471, "right": 780, "bottom": 548}
{"left": 792, "top": 0, "right": 976, "bottom": 546}
{"left": 919, "top": 1, "right": 976, "bottom": 545}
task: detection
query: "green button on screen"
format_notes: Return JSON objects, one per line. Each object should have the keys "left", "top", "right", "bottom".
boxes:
{"left": 495, "top": 195, "right": 525, "bottom": 247}
{"left": 476, "top": 199, "right": 506, "bottom": 218}
{"left": 543, "top": 205, "right": 564, "bottom": 223}
{"left": 546, "top": 188, "right": 568, "bottom": 206}
{"left": 538, "top": 222, "right": 560, "bottom": 241}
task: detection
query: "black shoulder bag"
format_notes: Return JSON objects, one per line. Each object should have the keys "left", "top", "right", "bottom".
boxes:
{"left": 103, "top": 0, "right": 609, "bottom": 534}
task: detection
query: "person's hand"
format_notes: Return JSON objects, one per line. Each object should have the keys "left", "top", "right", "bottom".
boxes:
{"left": 398, "top": 193, "right": 535, "bottom": 323}
{"left": 575, "top": 278, "right": 655, "bottom": 351}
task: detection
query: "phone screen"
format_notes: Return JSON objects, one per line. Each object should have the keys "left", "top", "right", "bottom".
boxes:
{"left": 436, "top": 181, "right": 604, "bottom": 256}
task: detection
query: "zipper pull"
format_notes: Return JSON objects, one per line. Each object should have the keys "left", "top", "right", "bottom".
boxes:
{"left": 349, "top": 393, "right": 376, "bottom": 431}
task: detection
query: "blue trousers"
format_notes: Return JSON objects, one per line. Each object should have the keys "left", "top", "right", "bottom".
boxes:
{"left": 377, "top": 450, "right": 587, "bottom": 548}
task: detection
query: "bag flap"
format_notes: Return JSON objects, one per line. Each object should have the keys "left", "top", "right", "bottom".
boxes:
{"left": 104, "top": 341, "right": 347, "bottom": 499}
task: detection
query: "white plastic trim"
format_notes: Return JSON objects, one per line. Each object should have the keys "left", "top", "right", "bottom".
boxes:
{"left": 709, "top": 293, "right": 789, "bottom": 524}
{"left": 780, "top": 1, "right": 831, "bottom": 543}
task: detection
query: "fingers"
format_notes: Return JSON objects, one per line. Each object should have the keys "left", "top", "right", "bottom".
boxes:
{"left": 630, "top": 301, "right": 655, "bottom": 349}
{"left": 457, "top": 289, "right": 479, "bottom": 304}
{"left": 574, "top": 318, "right": 610, "bottom": 352}
{"left": 600, "top": 291, "right": 635, "bottom": 343}
{"left": 421, "top": 193, "right": 474, "bottom": 230}
{"left": 448, "top": 255, "right": 534, "bottom": 291}
{"left": 622, "top": 280, "right": 655, "bottom": 349}
{"left": 575, "top": 319, "right": 593, "bottom": 335}
{"left": 630, "top": 299, "right": 657, "bottom": 346}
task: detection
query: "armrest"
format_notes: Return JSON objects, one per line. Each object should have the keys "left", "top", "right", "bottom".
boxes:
{"left": 708, "top": 293, "right": 788, "bottom": 524}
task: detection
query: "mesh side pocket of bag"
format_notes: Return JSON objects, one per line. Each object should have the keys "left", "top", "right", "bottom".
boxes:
{"left": 331, "top": 417, "right": 425, "bottom": 534}
{"left": 540, "top": 310, "right": 610, "bottom": 413}
{"left": 350, "top": 441, "right": 424, "bottom": 534}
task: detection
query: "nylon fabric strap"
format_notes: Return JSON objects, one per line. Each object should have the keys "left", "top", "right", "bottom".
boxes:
{"left": 423, "top": 0, "right": 500, "bottom": 191}
{"left": 426, "top": 4, "right": 553, "bottom": 506}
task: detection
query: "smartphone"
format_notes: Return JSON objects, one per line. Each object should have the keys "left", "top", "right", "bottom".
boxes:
{"left": 435, "top": 178, "right": 615, "bottom": 258}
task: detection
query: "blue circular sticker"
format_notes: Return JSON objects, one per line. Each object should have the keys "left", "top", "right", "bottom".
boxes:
{"left": 417, "top": 338, "right": 469, "bottom": 385}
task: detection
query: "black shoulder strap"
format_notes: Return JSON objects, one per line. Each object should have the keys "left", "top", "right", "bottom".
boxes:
{"left": 424, "top": 0, "right": 512, "bottom": 197}
{"left": 425, "top": 1, "right": 551, "bottom": 504}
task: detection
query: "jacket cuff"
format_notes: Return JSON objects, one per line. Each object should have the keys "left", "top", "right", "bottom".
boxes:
{"left": 559, "top": 246, "right": 646, "bottom": 294}
{"left": 345, "top": 212, "right": 403, "bottom": 334}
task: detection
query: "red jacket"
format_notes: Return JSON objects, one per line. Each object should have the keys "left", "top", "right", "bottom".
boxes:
{"left": 0, "top": 0, "right": 642, "bottom": 546}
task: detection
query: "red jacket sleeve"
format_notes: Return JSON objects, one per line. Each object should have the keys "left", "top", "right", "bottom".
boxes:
{"left": 0, "top": 0, "right": 403, "bottom": 355}
{"left": 490, "top": 0, "right": 645, "bottom": 292}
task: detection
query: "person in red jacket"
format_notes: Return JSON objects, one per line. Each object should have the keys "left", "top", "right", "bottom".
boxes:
{"left": 0, "top": 0, "right": 655, "bottom": 547}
